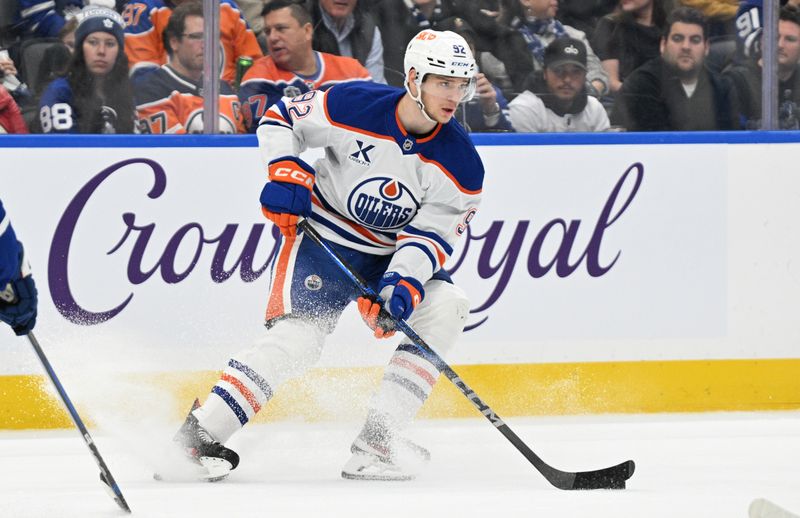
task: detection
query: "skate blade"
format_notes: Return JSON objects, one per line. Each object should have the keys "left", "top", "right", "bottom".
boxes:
{"left": 153, "top": 456, "right": 233, "bottom": 483}
{"left": 341, "top": 470, "right": 415, "bottom": 481}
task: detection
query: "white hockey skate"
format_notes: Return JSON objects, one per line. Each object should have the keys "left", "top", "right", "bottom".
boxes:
{"left": 341, "top": 415, "right": 430, "bottom": 481}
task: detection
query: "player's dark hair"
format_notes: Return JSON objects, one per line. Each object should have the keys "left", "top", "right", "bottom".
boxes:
{"left": 781, "top": 4, "right": 800, "bottom": 27}
{"left": 64, "top": 38, "right": 135, "bottom": 133}
{"left": 261, "top": 0, "right": 312, "bottom": 27}
{"left": 663, "top": 6, "right": 708, "bottom": 40}
{"left": 163, "top": 0, "right": 204, "bottom": 57}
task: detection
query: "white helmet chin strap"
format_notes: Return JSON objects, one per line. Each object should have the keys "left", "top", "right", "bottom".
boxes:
{"left": 406, "top": 72, "right": 437, "bottom": 124}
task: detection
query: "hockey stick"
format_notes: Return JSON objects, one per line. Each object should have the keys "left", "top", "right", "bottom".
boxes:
{"left": 27, "top": 331, "right": 132, "bottom": 512}
{"left": 297, "top": 219, "right": 635, "bottom": 489}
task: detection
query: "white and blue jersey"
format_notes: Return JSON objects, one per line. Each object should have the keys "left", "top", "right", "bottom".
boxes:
{"left": 0, "top": 199, "right": 21, "bottom": 287}
{"left": 257, "top": 82, "right": 484, "bottom": 287}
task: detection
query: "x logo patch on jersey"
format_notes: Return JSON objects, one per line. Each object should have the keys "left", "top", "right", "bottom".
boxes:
{"left": 349, "top": 140, "right": 375, "bottom": 166}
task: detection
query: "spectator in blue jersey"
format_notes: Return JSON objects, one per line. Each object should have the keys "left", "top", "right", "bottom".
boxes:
{"left": 39, "top": 6, "right": 135, "bottom": 133}
{"left": 0, "top": 199, "right": 38, "bottom": 337}
{"left": 307, "top": 0, "right": 387, "bottom": 83}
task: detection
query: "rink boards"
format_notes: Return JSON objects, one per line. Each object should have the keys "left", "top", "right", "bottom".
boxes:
{"left": 1, "top": 133, "right": 799, "bottom": 429}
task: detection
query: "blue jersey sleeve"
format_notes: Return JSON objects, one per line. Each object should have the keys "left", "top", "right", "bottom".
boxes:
{"left": 14, "top": 0, "right": 83, "bottom": 38}
{"left": 0, "top": 199, "right": 21, "bottom": 287}
{"left": 38, "top": 78, "right": 79, "bottom": 133}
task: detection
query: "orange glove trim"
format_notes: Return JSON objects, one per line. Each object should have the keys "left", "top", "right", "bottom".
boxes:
{"left": 268, "top": 160, "right": 315, "bottom": 190}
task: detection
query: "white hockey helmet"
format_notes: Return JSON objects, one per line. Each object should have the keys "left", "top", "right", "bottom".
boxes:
{"left": 404, "top": 30, "right": 477, "bottom": 120}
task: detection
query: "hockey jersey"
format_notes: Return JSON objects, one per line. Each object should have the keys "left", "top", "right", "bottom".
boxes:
{"left": 238, "top": 51, "right": 371, "bottom": 132}
{"left": 257, "top": 82, "right": 484, "bottom": 284}
{"left": 38, "top": 77, "right": 131, "bottom": 133}
{"left": 0, "top": 198, "right": 21, "bottom": 287}
{"left": 121, "top": 0, "right": 262, "bottom": 81}
{"left": 133, "top": 64, "right": 246, "bottom": 133}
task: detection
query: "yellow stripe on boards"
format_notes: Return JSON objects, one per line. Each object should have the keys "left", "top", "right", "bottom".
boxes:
{"left": 1, "top": 359, "right": 798, "bottom": 429}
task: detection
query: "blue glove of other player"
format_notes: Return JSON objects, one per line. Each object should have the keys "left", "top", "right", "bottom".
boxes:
{"left": 260, "top": 156, "right": 316, "bottom": 237}
{"left": 377, "top": 272, "right": 425, "bottom": 321}
{"left": 0, "top": 248, "right": 38, "bottom": 336}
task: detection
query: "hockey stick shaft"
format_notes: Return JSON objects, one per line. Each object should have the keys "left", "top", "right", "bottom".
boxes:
{"left": 298, "top": 219, "right": 633, "bottom": 490}
{"left": 27, "top": 331, "right": 132, "bottom": 513}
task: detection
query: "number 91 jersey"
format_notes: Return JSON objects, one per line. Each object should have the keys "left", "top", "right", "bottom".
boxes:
{"left": 257, "top": 81, "right": 484, "bottom": 285}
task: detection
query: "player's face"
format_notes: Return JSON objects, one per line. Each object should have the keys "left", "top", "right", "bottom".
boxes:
{"left": 83, "top": 32, "right": 119, "bottom": 76}
{"left": 320, "top": 0, "right": 357, "bottom": 20}
{"left": 176, "top": 15, "right": 205, "bottom": 73}
{"left": 778, "top": 20, "right": 800, "bottom": 71}
{"left": 521, "top": 0, "right": 557, "bottom": 19}
{"left": 543, "top": 64, "right": 586, "bottom": 101}
{"left": 264, "top": 8, "right": 312, "bottom": 70}
{"left": 420, "top": 74, "right": 473, "bottom": 122}
{"left": 660, "top": 22, "right": 707, "bottom": 77}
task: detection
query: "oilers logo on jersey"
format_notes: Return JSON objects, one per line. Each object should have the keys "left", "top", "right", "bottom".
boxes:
{"left": 347, "top": 177, "right": 419, "bottom": 231}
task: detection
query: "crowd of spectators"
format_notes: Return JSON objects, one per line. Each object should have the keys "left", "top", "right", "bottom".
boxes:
{"left": 0, "top": 0, "right": 797, "bottom": 134}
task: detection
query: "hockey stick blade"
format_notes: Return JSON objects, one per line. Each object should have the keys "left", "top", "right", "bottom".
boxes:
{"left": 569, "top": 459, "right": 635, "bottom": 490}
{"left": 297, "top": 219, "right": 636, "bottom": 490}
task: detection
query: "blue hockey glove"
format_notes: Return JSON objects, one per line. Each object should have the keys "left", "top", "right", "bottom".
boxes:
{"left": 0, "top": 248, "right": 38, "bottom": 336}
{"left": 260, "top": 156, "right": 315, "bottom": 237}
{"left": 377, "top": 272, "right": 425, "bottom": 321}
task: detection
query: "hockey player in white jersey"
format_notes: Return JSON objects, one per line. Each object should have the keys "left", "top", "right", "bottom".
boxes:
{"left": 173, "top": 28, "right": 485, "bottom": 481}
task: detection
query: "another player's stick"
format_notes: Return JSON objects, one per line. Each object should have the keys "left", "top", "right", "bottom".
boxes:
{"left": 26, "top": 331, "right": 132, "bottom": 512}
{"left": 298, "top": 219, "right": 635, "bottom": 490}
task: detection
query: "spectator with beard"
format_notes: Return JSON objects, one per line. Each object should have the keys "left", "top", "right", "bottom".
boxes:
{"left": 724, "top": 4, "right": 800, "bottom": 129}
{"left": 612, "top": 6, "right": 738, "bottom": 130}
{"left": 508, "top": 37, "right": 609, "bottom": 131}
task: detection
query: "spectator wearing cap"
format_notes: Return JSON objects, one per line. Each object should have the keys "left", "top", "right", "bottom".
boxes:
{"left": 612, "top": 6, "right": 738, "bottom": 131}
{"left": 38, "top": 6, "right": 135, "bottom": 133}
{"left": 500, "top": 0, "right": 610, "bottom": 96}
{"left": 508, "top": 37, "right": 610, "bottom": 131}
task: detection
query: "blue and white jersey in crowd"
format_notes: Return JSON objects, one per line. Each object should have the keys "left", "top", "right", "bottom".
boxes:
{"left": 258, "top": 81, "right": 484, "bottom": 285}
{"left": 0, "top": 198, "right": 22, "bottom": 287}
{"left": 13, "top": 0, "right": 83, "bottom": 38}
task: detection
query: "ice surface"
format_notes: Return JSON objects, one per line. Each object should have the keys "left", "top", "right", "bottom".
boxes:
{"left": 2, "top": 412, "right": 799, "bottom": 518}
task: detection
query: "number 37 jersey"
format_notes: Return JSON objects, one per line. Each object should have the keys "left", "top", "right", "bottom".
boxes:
{"left": 257, "top": 81, "right": 485, "bottom": 284}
